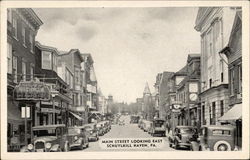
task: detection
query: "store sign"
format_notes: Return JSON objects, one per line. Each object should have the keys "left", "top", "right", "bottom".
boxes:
{"left": 41, "top": 108, "right": 60, "bottom": 114}
{"left": 21, "top": 106, "right": 31, "bottom": 118}
{"left": 14, "top": 81, "right": 50, "bottom": 101}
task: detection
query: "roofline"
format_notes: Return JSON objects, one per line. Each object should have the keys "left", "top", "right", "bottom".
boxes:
{"left": 35, "top": 41, "right": 59, "bottom": 55}
{"left": 26, "top": 8, "right": 43, "bottom": 26}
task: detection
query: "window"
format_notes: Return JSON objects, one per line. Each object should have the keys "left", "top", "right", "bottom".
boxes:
{"left": 29, "top": 34, "right": 34, "bottom": 52}
{"left": 53, "top": 53, "right": 57, "bottom": 72}
{"left": 42, "top": 51, "right": 52, "bottom": 70}
{"left": 207, "top": 29, "right": 213, "bottom": 58}
{"left": 220, "top": 100, "right": 224, "bottom": 116}
{"left": 7, "top": 42, "right": 12, "bottom": 74}
{"left": 7, "top": 9, "right": 12, "bottom": 23}
{"left": 238, "top": 64, "right": 242, "bottom": 93}
{"left": 75, "top": 93, "right": 79, "bottom": 105}
{"left": 22, "top": 61, "right": 26, "bottom": 81}
{"left": 209, "top": 78, "right": 212, "bottom": 88}
{"left": 212, "top": 130, "right": 231, "bottom": 136}
{"left": 75, "top": 68, "right": 80, "bottom": 84}
{"left": 189, "top": 83, "right": 198, "bottom": 92}
{"left": 30, "top": 64, "right": 34, "bottom": 80}
{"left": 202, "top": 104, "right": 205, "bottom": 125}
{"left": 211, "top": 102, "right": 216, "bottom": 125}
{"left": 12, "top": 17, "right": 17, "bottom": 38}
{"left": 13, "top": 56, "right": 17, "bottom": 83}
{"left": 220, "top": 60, "right": 224, "bottom": 82}
{"left": 230, "top": 68, "right": 234, "bottom": 95}
{"left": 22, "top": 25, "right": 26, "bottom": 46}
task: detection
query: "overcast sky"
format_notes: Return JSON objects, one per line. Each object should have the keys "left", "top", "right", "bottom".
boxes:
{"left": 34, "top": 7, "right": 200, "bottom": 103}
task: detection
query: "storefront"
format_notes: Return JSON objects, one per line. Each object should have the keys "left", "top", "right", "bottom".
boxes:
{"left": 9, "top": 80, "right": 50, "bottom": 151}
{"left": 218, "top": 103, "right": 242, "bottom": 149}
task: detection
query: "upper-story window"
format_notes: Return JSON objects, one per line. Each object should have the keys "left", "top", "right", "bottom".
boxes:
{"left": 22, "top": 24, "right": 26, "bottom": 46}
{"left": 7, "top": 9, "right": 12, "bottom": 23}
{"left": 12, "top": 17, "right": 17, "bottom": 39}
{"left": 29, "top": 33, "right": 34, "bottom": 52}
{"left": 52, "top": 53, "right": 57, "bottom": 72}
{"left": 30, "top": 63, "right": 34, "bottom": 80}
{"left": 75, "top": 68, "right": 80, "bottom": 85}
{"left": 13, "top": 56, "right": 17, "bottom": 83}
{"left": 22, "top": 60, "right": 26, "bottom": 81}
{"left": 230, "top": 68, "right": 234, "bottom": 95}
{"left": 7, "top": 42, "right": 12, "bottom": 74}
{"left": 42, "top": 51, "right": 52, "bottom": 70}
{"left": 238, "top": 64, "right": 242, "bottom": 93}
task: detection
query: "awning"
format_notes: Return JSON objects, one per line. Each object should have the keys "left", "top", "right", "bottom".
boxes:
{"left": 218, "top": 103, "right": 242, "bottom": 121}
{"left": 69, "top": 112, "right": 83, "bottom": 121}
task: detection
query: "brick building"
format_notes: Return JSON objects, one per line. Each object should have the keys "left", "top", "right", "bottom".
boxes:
{"left": 7, "top": 8, "right": 43, "bottom": 151}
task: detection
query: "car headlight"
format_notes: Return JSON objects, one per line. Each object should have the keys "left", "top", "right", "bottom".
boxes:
{"left": 45, "top": 143, "right": 52, "bottom": 149}
{"left": 74, "top": 136, "right": 78, "bottom": 140}
{"left": 27, "top": 144, "right": 33, "bottom": 150}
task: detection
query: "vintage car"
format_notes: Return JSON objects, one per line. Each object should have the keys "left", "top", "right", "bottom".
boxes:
{"left": 130, "top": 115, "right": 140, "bottom": 124}
{"left": 138, "top": 119, "right": 144, "bottom": 129}
{"left": 151, "top": 119, "right": 166, "bottom": 137}
{"left": 143, "top": 121, "right": 153, "bottom": 133}
{"left": 67, "top": 126, "right": 89, "bottom": 150}
{"left": 190, "top": 125, "right": 237, "bottom": 151}
{"left": 96, "top": 122, "right": 105, "bottom": 136}
{"left": 118, "top": 120, "right": 125, "bottom": 126}
{"left": 20, "top": 124, "right": 69, "bottom": 152}
{"left": 83, "top": 123, "right": 99, "bottom": 141}
{"left": 168, "top": 126, "right": 198, "bottom": 150}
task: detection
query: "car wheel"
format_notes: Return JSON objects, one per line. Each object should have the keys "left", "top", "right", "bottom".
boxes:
{"left": 213, "top": 141, "right": 231, "bottom": 151}
{"left": 169, "top": 143, "right": 172, "bottom": 148}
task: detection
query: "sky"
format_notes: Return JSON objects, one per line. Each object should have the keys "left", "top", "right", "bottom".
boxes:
{"left": 34, "top": 7, "right": 200, "bottom": 103}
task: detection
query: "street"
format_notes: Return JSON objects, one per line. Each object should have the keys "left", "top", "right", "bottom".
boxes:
{"left": 71, "top": 115, "right": 180, "bottom": 152}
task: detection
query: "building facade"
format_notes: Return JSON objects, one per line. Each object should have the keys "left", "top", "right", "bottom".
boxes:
{"left": 7, "top": 8, "right": 43, "bottom": 151}
{"left": 219, "top": 10, "right": 242, "bottom": 148}
{"left": 176, "top": 54, "right": 201, "bottom": 127}
{"left": 195, "top": 7, "right": 236, "bottom": 125}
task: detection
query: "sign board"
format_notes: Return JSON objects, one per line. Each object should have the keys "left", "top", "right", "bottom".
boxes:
{"left": 41, "top": 108, "right": 61, "bottom": 114}
{"left": 14, "top": 81, "right": 50, "bottom": 101}
{"left": 21, "top": 106, "right": 31, "bottom": 118}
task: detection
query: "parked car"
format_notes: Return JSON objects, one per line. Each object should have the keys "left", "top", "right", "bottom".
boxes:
{"left": 190, "top": 125, "right": 236, "bottom": 151}
{"left": 20, "top": 124, "right": 69, "bottom": 152}
{"left": 67, "top": 126, "right": 89, "bottom": 150}
{"left": 143, "top": 121, "right": 153, "bottom": 133}
{"left": 130, "top": 115, "right": 140, "bottom": 123}
{"left": 168, "top": 126, "right": 198, "bottom": 150}
{"left": 151, "top": 119, "right": 166, "bottom": 137}
{"left": 83, "top": 123, "right": 99, "bottom": 141}
{"left": 118, "top": 120, "right": 125, "bottom": 126}
{"left": 97, "top": 122, "right": 105, "bottom": 136}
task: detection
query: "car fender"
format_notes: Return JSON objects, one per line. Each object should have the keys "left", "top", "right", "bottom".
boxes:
{"left": 190, "top": 141, "right": 199, "bottom": 151}
{"left": 213, "top": 140, "right": 231, "bottom": 151}
{"left": 50, "top": 144, "right": 60, "bottom": 152}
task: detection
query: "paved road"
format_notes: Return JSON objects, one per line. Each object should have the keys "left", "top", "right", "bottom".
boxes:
{"left": 71, "top": 115, "right": 183, "bottom": 152}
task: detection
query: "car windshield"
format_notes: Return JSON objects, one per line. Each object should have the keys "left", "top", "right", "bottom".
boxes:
{"left": 180, "top": 128, "right": 193, "bottom": 134}
{"left": 155, "top": 120, "right": 164, "bottom": 127}
{"left": 68, "top": 128, "right": 81, "bottom": 135}
{"left": 33, "top": 129, "right": 56, "bottom": 137}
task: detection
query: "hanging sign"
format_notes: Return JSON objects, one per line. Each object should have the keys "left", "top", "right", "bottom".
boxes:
{"left": 21, "top": 106, "right": 31, "bottom": 118}
{"left": 14, "top": 81, "right": 50, "bottom": 101}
